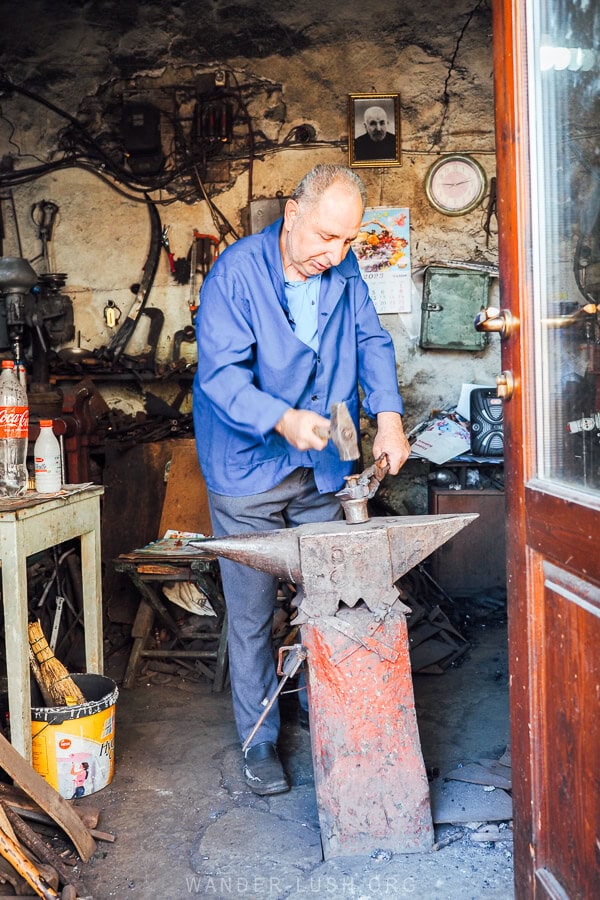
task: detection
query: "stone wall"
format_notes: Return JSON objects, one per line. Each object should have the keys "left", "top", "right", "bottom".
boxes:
{"left": 0, "top": 0, "right": 499, "bottom": 431}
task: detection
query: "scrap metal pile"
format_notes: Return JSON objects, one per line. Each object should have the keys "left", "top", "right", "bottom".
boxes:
{"left": 98, "top": 403, "right": 194, "bottom": 447}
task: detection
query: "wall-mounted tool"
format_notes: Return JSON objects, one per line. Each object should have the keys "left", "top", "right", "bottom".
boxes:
{"left": 30, "top": 200, "right": 59, "bottom": 273}
{"left": 161, "top": 225, "right": 191, "bottom": 284}
{"left": 161, "top": 225, "right": 176, "bottom": 275}
{"left": 172, "top": 324, "right": 196, "bottom": 364}
{"left": 188, "top": 231, "right": 219, "bottom": 317}
{"left": 121, "top": 307, "right": 164, "bottom": 373}
{"left": 98, "top": 200, "right": 162, "bottom": 362}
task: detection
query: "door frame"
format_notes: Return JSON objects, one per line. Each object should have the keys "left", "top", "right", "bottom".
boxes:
{"left": 492, "top": 1, "right": 600, "bottom": 895}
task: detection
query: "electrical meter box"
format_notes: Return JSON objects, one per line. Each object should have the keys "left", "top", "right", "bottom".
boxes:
{"left": 419, "top": 267, "right": 491, "bottom": 351}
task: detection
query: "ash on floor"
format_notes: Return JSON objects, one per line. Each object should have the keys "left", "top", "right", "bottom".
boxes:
{"left": 80, "top": 601, "right": 513, "bottom": 900}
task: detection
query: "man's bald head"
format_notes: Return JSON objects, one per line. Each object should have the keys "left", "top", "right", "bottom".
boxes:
{"left": 363, "top": 106, "right": 389, "bottom": 142}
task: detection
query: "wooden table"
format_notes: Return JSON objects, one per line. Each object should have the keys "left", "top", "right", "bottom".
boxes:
{"left": 0, "top": 486, "right": 104, "bottom": 760}
{"left": 115, "top": 538, "right": 228, "bottom": 692}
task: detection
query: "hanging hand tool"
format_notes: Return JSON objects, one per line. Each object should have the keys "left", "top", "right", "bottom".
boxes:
{"left": 483, "top": 176, "right": 497, "bottom": 249}
{"left": 188, "top": 232, "right": 198, "bottom": 315}
{"left": 161, "top": 225, "right": 176, "bottom": 275}
{"left": 172, "top": 324, "right": 196, "bottom": 363}
{"left": 98, "top": 198, "right": 162, "bottom": 362}
{"left": 241, "top": 643, "right": 307, "bottom": 753}
{"left": 188, "top": 231, "right": 219, "bottom": 317}
{"left": 121, "top": 307, "right": 164, "bottom": 372}
{"left": 30, "top": 200, "right": 59, "bottom": 272}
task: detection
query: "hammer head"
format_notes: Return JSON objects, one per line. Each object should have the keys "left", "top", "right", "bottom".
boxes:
{"left": 329, "top": 401, "right": 360, "bottom": 461}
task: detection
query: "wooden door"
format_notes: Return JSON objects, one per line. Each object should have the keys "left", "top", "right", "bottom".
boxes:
{"left": 492, "top": 1, "right": 600, "bottom": 896}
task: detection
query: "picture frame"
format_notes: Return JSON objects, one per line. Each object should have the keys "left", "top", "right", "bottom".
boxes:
{"left": 348, "top": 93, "right": 401, "bottom": 168}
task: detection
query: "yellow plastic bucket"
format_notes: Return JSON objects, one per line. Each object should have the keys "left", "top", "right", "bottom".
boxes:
{"left": 31, "top": 674, "right": 118, "bottom": 800}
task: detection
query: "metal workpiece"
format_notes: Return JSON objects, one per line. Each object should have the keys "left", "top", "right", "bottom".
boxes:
{"left": 335, "top": 452, "right": 390, "bottom": 522}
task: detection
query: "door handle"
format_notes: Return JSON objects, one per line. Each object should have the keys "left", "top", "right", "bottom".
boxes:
{"left": 496, "top": 370, "right": 515, "bottom": 400}
{"left": 474, "top": 307, "right": 518, "bottom": 339}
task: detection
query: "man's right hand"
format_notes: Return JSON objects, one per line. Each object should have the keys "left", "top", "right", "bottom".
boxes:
{"left": 274, "top": 408, "right": 331, "bottom": 451}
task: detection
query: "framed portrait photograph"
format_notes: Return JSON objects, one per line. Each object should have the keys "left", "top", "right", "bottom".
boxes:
{"left": 349, "top": 93, "right": 401, "bottom": 168}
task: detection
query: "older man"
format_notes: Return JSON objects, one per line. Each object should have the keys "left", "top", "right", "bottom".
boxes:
{"left": 193, "top": 164, "right": 409, "bottom": 794}
{"left": 354, "top": 105, "right": 397, "bottom": 161}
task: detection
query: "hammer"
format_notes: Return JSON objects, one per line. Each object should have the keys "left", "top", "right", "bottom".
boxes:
{"left": 314, "top": 401, "right": 360, "bottom": 461}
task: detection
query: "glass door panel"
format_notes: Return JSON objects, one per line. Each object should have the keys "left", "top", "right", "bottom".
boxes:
{"left": 528, "top": 1, "right": 600, "bottom": 493}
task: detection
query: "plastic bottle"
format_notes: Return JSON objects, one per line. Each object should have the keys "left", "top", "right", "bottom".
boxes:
{"left": 0, "top": 359, "right": 29, "bottom": 497}
{"left": 34, "top": 420, "right": 62, "bottom": 493}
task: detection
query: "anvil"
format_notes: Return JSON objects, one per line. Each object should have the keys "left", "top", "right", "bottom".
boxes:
{"left": 191, "top": 512, "right": 476, "bottom": 858}
{"left": 191, "top": 513, "right": 475, "bottom": 619}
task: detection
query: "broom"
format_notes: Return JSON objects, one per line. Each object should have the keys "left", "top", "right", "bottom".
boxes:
{"left": 27, "top": 620, "right": 85, "bottom": 707}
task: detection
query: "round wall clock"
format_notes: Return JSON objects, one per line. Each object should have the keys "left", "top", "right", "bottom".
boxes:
{"left": 424, "top": 154, "right": 487, "bottom": 216}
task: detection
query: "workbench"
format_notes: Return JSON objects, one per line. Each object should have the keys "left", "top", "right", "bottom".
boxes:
{"left": 0, "top": 485, "right": 104, "bottom": 761}
{"left": 115, "top": 536, "right": 228, "bottom": 692}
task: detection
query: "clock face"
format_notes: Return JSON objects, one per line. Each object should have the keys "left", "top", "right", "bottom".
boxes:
{"left": 425, "top": 155, "right": 487, "bottom": 216}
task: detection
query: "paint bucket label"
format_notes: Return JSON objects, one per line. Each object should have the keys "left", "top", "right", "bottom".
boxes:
{"left": 31, "top": 673, "right": 118, "bottom": 799}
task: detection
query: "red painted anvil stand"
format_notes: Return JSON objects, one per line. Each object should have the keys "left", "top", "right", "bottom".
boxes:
{"left": 302, "top": 604, "right": 432, "bottom": 857}
{"left": 192, "top": 511, "right": 476, "bottom": 858}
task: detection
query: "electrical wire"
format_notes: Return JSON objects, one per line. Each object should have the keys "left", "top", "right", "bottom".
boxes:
{"left": 0, "top": 72, "right": 502, "bottom": 225}
{"left": 0, "top": 78, "right": 217, "bottom": 199}
{"left": 227, "top": 68, "right": 256, "bottom": 207}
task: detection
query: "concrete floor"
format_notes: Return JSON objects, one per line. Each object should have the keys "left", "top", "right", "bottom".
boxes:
{"left": 78, "top": 605, "right": 514, "bottom": 900}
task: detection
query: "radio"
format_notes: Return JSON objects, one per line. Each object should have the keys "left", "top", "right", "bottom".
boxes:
{"left": 470, "top": 387, "right": 504, "bottom": 456}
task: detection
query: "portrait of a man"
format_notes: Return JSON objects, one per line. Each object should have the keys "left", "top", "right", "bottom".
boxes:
{"left": 349, "top": 94, "right": 401, "bottom": 167}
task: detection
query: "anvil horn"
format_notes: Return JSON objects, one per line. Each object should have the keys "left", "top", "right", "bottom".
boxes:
{"left": 387, "top": 513, "right": 479, "bottom": 582}
{"left": 190, "top": 530, "right": 302, "bottom": 581}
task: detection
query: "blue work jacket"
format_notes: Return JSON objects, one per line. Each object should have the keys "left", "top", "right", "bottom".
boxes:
{"left": 192, "top": 218, "right": 404, "bottom": 496}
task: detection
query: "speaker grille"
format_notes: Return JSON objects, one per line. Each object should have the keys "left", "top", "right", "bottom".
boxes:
{"left": 470, "top": 388, "right": 504, "bottom": 456}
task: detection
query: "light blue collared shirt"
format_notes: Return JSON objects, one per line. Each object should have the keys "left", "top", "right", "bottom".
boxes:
{"left": 284, "top": 275, "right": 321, "bottom": 351}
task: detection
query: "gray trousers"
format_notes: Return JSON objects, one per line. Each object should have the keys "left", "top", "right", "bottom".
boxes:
{"left": 208, "top": 468, "right": 342, "bottom": 749}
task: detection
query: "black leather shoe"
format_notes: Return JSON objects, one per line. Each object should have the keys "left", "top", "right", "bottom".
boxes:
{"left": 243, "top": 742, "right": 290, "bottom": 795}
{"left": 298, "top": 706, "right": 309, "bottom": 730}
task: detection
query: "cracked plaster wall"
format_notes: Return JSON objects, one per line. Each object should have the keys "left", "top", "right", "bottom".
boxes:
{"left": 0, "top": 0, "right": 500, "bottom": 437}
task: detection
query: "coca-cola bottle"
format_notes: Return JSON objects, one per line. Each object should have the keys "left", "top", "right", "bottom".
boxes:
{"left": 0, "top": 359, "right": 29, "bottom": 497}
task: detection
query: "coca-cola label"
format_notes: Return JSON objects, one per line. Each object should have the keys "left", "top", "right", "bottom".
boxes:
{"left": 0, "top": 406, "right": 29, "bottom": 439}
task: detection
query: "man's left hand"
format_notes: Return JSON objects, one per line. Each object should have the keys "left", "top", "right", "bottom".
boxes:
{"left": 373, "top": 412, "right": 411, "bottom": 475}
